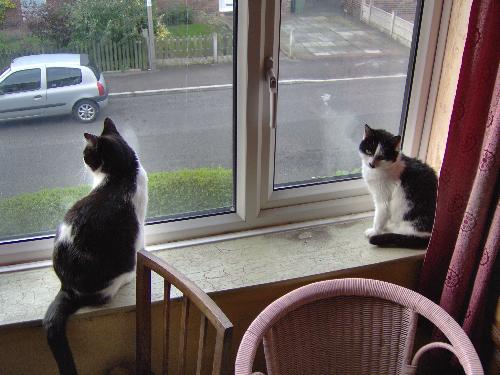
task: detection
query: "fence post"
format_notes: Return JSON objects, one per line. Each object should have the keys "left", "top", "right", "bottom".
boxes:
{"left": 390, "top": 11, "right": 396, "bottom": 37}
{"left": 368, "top": 0, "right": 373, "bottom": 25}
{"left": 145, "top": 0, "right": 156, "bottom": 70}
{"left": 212, "top": 32, "right": 218, "bottom": 63}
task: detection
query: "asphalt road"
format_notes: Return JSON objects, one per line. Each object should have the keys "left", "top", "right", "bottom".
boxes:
{"left": 0, "top": 73, "right": 405, "bottom": 197}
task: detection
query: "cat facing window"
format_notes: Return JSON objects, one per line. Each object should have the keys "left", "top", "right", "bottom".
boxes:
{"left": 43, "top": 118, "right": 148, "bottom": 375}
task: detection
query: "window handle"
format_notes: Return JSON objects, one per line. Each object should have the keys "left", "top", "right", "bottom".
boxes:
{"left": 265, "top": 57, "right": 278, "bottom": 129}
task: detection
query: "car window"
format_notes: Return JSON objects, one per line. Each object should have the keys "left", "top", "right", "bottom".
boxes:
{"left": 88, "top": 63, "right": 101, "bottom": 80}
{"left": 0, "top": 69, "right": 41, "bottom": 94}
{"left": 47, "top": 67, "right": 82, "bottom": 89}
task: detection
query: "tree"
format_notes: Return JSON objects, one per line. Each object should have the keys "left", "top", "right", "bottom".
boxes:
{"left": 69, "top": 0, "right": 147, "bottom": 44}
{"left": 22, "top": 0, "right": 72, "bottom": 48}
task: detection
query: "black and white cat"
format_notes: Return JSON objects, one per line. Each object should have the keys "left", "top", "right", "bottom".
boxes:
{"left": 43, "top": 118, "right": 148, "bottom": 375}
{"left": 359, "top": 124, "right": 437, "bottom": 249}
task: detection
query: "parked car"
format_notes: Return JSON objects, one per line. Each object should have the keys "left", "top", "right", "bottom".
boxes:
{"left": 0, "top": 53, "right": 108, "bottom": 123}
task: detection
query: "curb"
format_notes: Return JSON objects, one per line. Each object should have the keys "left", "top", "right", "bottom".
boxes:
{"left": 109, "top": 83, "right": 232, "bottom": 98}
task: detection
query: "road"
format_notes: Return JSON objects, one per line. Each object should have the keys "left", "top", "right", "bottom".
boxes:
{"left": 0, "top": 71, "right": 405, "bottom": 197}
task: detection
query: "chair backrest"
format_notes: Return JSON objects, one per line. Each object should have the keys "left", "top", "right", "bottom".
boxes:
{"left": 136, "top": 250, "right": 233, "bottom": 375}
{"left": 235, "top": 278, "right": 483, "bottom": 375}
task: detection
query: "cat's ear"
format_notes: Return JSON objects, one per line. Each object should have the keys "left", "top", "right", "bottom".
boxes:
{"left": 392, "top": 135, "right": 402, "bottom": 151}
{"left": 102, "top": 117, "right": 118, "bottom": 135}
{"left": 364, "top": 124, "right": 373, "bottom": 139}
{"left": 84, "top": 133, "right": 98, "bottom": 146}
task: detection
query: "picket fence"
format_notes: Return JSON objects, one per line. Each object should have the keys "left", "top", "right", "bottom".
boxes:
{"left": 0, "top": 39, "right": 149, "bottom": 72}
{"left": 155, "top": 33, "right": 233, "bottom": 64}
{"left": 0, "top": 33, "right": 233, "bottom": 72}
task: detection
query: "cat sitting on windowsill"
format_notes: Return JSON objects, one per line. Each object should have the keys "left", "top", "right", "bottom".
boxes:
{"left": 43, "top": 118, "right": 148, "bottom": 375}
{"left": 359, "top": 124, "right": 437, "bottom": 249}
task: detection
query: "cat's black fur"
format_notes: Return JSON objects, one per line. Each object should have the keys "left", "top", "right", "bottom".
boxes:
{"left": 359, "top": 124, "right": 437, "bottom": 249}
{"left": 43, "top": 118, "right": 148, "bottom": 375}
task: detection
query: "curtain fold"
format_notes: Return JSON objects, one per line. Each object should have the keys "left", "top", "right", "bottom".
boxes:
{"left": 418, "top": 0, "right": 499, "bottom": 365}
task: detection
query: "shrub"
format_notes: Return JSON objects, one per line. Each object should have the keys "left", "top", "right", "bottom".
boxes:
{"left": 0, "top": 168, "right": 232, "bottom": 240}
{"left": 69, "top": 0, "right": 147, "bottom": 44}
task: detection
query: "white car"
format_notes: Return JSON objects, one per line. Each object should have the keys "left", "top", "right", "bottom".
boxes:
{"left": 0, "top": 53, "right": 108, "bottom": 123}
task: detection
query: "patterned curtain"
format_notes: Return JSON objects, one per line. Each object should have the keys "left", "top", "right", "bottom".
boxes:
{"left": 418, "top": 0, "right": 499, "bottom": 367}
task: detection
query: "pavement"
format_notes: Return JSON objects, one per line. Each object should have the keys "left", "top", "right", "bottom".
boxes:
{"left": 105, "top": 8, "right": 410, "bottom": 95}
{"left": 280, "top": 11, "right": 409, "bottom": 59}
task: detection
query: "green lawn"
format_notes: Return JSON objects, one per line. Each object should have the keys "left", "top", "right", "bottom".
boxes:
{"left": 0, "top": 167, "right": 233, "bottom": 240}
{"left": 167, "top": 23, "right": 214, "bottom": 37}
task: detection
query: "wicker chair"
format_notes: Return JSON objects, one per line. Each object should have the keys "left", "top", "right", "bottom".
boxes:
{"left": 235, "top": 278, "right": 483, "bottom": 375}
{"left": 136, "top": 250, "right": 233, "bottom": 375}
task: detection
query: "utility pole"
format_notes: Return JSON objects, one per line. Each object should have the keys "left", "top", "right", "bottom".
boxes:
{"left": 146, "top": 0, "right": 156, "bottom": 70}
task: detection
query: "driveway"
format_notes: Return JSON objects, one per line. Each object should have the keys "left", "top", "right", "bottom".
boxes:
{"left": 280, "top": 9, "right": 410, "bottom": 59}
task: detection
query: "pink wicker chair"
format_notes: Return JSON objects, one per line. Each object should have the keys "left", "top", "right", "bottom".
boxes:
{"left": 235, "top": 278, "right": 484, "bottom": 375}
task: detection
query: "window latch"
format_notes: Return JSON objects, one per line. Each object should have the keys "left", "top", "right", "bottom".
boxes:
{"left": 265, "top": 57, "right": 278, "bottom": 129}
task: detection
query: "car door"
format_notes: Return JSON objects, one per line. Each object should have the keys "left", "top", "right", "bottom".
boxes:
{"left": 0, "top": 68, "right": 46, "bottom": 121}
{"left": 45, "top": 67, "right": 84, "bottom": 116}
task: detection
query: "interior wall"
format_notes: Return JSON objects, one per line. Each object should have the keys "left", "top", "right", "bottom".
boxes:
{"left": 0, "top": 257, "right": 423, "bottom": 375}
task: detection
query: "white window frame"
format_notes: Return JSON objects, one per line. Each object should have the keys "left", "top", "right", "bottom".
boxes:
{"left": 0, "top": 0, "right": 450, "bottom": 265}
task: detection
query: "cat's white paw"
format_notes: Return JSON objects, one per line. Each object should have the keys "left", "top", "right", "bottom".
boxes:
{"left": 364, "top": 228, "right": 379, "bottom": 238}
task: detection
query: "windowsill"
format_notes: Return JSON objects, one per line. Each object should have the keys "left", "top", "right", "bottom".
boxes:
{"left": 0, "top": 215, "right": 425, "bottom": 329}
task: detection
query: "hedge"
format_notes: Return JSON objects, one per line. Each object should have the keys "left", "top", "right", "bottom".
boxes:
{"left": 0, "top": 167, "right": 232, "bottom": 239}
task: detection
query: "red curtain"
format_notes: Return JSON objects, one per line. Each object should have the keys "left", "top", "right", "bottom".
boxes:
{"left": 418, "top": 0, "right": 499, "bottom": 365}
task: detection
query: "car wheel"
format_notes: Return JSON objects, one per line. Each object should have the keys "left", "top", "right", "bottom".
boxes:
{"left": 73, "top": 100, "right": 99, "bottom": 123}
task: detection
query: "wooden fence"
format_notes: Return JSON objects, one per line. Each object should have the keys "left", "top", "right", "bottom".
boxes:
{"left": 0, "top": 33, "right": 233, "bottom": 72}
{"left": 155, "top": 33, "right": 233, "bottom": 65}
{"left": 0, "top": 39, "right": 149, "bottom": 72}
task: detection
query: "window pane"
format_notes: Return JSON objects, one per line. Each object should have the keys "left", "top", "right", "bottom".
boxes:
{"left": 274, "top": 0, "right": 420, "bottom": 187}
{"left": 0, "top": 0, "right": 235, "bottom": 241}
{"left": 47, "top": 67, "right": 82, "bottom": 88}
{"left": 0, "top": 68, "right": 41, "bottom": 93}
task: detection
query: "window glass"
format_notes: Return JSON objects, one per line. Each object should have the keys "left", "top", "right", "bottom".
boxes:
{"left": 87, "top": 64, "right": 101, "bottom": 80}
{"left": 47, "top": 67, "right": 82, "bottom": 88}
{"left": 0, "top": 69, "right": 41, "bottom": 94}
{"left": 0, "top": 0, "right": 235, "bottom": 242}
{"left": 274, "top": 0, "right": 421, "bottom": 188}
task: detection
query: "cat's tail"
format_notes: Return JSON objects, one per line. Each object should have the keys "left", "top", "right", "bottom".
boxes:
{"left": 369, "top": 233, "right": 430, "bottom": 249}
{"left": 43, "top": 289, "right": 106, "bottom": 375}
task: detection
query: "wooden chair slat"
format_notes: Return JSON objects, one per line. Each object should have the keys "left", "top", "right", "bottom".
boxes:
{"left": 136, "top": 257, "right": 152, "bottom": 375}
{"left": 178, "top": 296, "right": 190, "bottom": 375}
{"left": 196, "top": 315, "right": 208, "bottom": 375}
{"left": 162, "top": 281, "right": 171, "bottom": 375}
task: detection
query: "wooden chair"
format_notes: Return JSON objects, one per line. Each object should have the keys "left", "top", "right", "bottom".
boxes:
{"left": 136, "top": 250, "right": 233, "bottom": 375}
{"left": 235, "top": 278, "right": 484, "bottom": 375}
